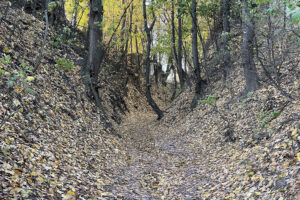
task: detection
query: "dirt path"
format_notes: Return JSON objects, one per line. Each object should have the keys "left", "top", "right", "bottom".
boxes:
{"left": 109, "top": 112, "right": 233, "bottom": 199}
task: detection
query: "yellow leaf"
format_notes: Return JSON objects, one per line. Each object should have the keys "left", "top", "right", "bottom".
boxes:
{"left": 291, "top": 128, "right": 298, "bottom": 140}
{"left": 13, "top": 98, "right": 21, "bottom": 106}
{"left": 31, "top": 148, "right": 37, "bottom": 153}
{"left": 50, "top": 181, "right": 57, "bottom": 186}
{"left": 3, "top": 47, "right": 9, "bottom": 54}
{"left": 26, "top": 76, "right": 35, "bottom": 81}
{"left": 67, "top": 190, "right": 75, "bottom": 196}
{"left": 252, "top": 176, "right": 259, "bottom": 182}
{"left": 259, "top": 175, "right": 264, "bottom": 181}
{"left": 234, "top": 186, "right": 242, "bottom": 194}
{"left": 297, "top": 152, "right": 300, "bottom": 162}
{"left": 31, "top": 171, "right": 36, "bottom": 176}
{"left": 15, "top": 86, "right": 23, "bottom": 93}
{"left": 27, "top": 178, "right": 32, "bottom": 184}
{"left": 4, "top": 138, "right": 11, "bottom": 144}
{"left": 37, "top": 176, "right": 44, "bottom": 183}
{"left": 278, "top": 173, "right": 286, "bottom": 178}
{"left": 53, "top": 161, "right": 59, "bottom": 168}
{"left": 204, "top": 192, "right": 210, "bottom": 198}
{"left": 245, "top": 176, "right": 250, "bottom": 181}
{"left": 264, "top": 147, "right": 269, "bottom": 152}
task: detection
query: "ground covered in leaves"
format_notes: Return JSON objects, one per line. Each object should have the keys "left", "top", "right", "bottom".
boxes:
{"left": 1, "top": 2, "right": 300, "bottom": 200}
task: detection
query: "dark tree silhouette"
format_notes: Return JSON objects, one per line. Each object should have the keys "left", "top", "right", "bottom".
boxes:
{"left": 143, "top": 0, "right": 163, "bottom": 120}
{"left": 190, "top": 0, "right": 202, "bottom": 109}
{"left": 241, "top": 0, "right": 259, "bottom": 94}
{"left": 85, "top": 0, "right": 119, "bottom": 136}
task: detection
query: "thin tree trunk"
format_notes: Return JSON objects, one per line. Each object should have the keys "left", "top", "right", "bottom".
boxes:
{"left": 196, "top": 24, "right": 208, "bottom": 84}
{"left": 34, "top": 0, "right": 49, "bottom": 72}
{"left": 241, "top": 0, "right": 259, "bottom": 94}
{"left": 143, "top": 0, "right": 163, "bottom": 120}
{"left": 177, "top": 13, "right": 185, "bottom": 87}
{"left": 120, "top": 0, "right": 127, "bottom": 59}
{"left": 129, "top": 2, "right": 134, "bottom": 66}
{"left": 135, "top": 25, "right": 140, "bottom": 65}
{"left": 171, "top": 64, "right": 177, "bottom": 100}
{"left": 221, "top": 0, "right": 231, "bottom": 81}
{"left": 171, "top": 0, "right": 184, "bottom": 88}
{"left": 171, "top": 0, "right": 178, "bottom": 64}
{"left": 190, "top": 0, "right": 202, "bottom": 109}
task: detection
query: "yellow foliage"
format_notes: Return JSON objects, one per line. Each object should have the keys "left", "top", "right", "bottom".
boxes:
{"left": 65, "top": 0, "right": 89, "bottom": 30}
{"left": 297, "top": 152, "right": 300, "bottom": 162}
{"left": 291, "top": 128, "right": 298, "bottom": 140}
{"left": 37, "top": 176, "right": 45, "bottom": 183}
{"left": 67, "top": 190, "right": 75, "bottom": 196}
{"left": 26, "top": 76, "right": 35, "bottom": 82}
{"left": 3, "top": 47, "right": 10, "bottom": 54}
{"left": 64, "top": 0, "right": 144, "bottom": 53}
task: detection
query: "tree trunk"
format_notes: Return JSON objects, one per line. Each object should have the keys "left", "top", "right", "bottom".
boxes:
{"left": 177, "top": 13, "right": 185, "bottom": 87}
{"left": 143, "top": 0, "right": 163, "bottom": 120}
{"left": 134, "top": 25, "right": 140, "bottom": 66}
{"left": 171, "top": 0, "right": 178, "bottom": 66}
{"left": 241, "top": 0, "right": 259, "bottom": 94}
{"left": 221, "top": 0, "right": 231, "bottom": 81}
{"left": 171, "top": 64, "right": 177, "bottom": 100}
{"left": 190, "top": 0, "right": 202, "bottom": 109}
{"left": 85, "top": 0, "right": 117, "bottom": 136}
{"left": 120, "top": 0, "right": 128, "bottom": 63}
{"left": 171, "top": 0, "right": 184, "bottom": 88}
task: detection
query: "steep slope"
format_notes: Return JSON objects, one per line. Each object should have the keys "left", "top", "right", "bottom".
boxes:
{"left": 110, "top": 73, "right": 299, "bottom": 199}
{"left": 0, "top": 4, "right": 127, "bottom": 199}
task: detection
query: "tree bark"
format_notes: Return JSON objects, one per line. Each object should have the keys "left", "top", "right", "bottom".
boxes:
{"left": 143, "top": 0, "right": 163, "bottom": 120}
{"left": 177, "top": 13, "right": 185, "bottom": 87}
{"left": 171, "top": 0, "right": 178, "bottom": 65}
{"left": 86, "top": 0, "right": 119, "bottom": 136}
{"left": 221, "top": 0, "right": 231, "bottom": 81}
{"left": 34, "top": 0, "right": 49, "bottom": 72}
{"left": 190, "top": 0, "right": 202, "bottom": 109}
{"left": 241, "top": 0, "right": 259, "bottom": 94}
{"left": 171, "top": 0, "right": 184, "bottom": 88}
{"left": 171, "top": 64, "right": 177, "bottom": 100}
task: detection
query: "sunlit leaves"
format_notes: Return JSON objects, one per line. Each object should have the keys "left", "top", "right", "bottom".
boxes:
{"left": 25, "top": 76, "right": 35, "bottom": 82}
{"left": 65, "top": 0, "right": 89, "bottom": 29}
{"left": 48, "top": 2, "right": 57, "bottom": 13}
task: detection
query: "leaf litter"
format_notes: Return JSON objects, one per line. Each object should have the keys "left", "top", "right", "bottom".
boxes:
{"left": 0, "top": 1, "right": 299, "bottom": 199}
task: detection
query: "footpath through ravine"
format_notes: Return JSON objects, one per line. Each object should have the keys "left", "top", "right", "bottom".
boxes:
{"left": 109, "top": 111, "right": 235, "bottom": 199}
